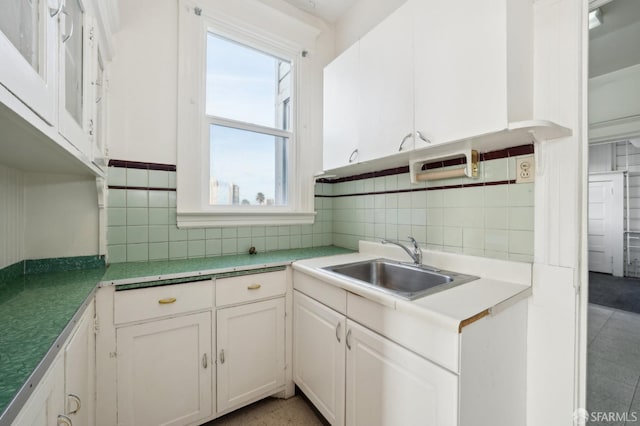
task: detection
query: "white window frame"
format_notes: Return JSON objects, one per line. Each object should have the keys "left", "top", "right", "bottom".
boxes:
{"left": 177, "top": 0, "right": 316, "bottom": 228}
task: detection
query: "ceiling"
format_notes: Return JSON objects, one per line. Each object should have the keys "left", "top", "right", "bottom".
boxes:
{"left": 282, "top": 0, "right": 358, "bottom": 23}
{"left": 589, "top": 0, "right": 640, "bottom": 77}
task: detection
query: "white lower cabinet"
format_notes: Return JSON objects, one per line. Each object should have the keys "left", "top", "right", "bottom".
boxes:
{"left": 116, "top": 311, "right": 213, "bottom": 426}
{"left": 11, "top": 356, "right": 66, "bottom": 426}
{"left": 98, "top": 272, "right": 292, "bottom": 426}
{"left": 345, "top": 320, "right": 457, "bottom": 426}
{"left": 293, "top": 291, "right": 345, "bottom": 426}
{"left": 64, "top": 301, "right": 96, "bottom": 425}
{"left": 293, "top": 270, "right": 527, "bottom": 426}
{"left": 216, "top": 298, "right": 286, "bottom": 414}
{"left": 12, "top": 302, "right": 95, "bottom": 426}
{"left": 293, "top": 289, "right": 456, "bottom": 426}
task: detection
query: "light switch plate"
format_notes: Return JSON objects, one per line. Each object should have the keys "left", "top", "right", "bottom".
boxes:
{"left": 516, "top": 156, "right": 535, "bottom": 183}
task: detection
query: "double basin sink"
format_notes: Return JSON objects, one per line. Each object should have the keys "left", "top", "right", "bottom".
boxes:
{"left": 323, "top": 258, "right": 478, "bottom": 300}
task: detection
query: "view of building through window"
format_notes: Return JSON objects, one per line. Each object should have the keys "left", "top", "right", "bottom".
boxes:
{"left": 206, "top": 33, "right": 292, "bottom": 206}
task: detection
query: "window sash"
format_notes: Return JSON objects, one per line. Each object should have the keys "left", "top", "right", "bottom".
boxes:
{"left": 206, "top": 116, "right": 293, "bottom": 140}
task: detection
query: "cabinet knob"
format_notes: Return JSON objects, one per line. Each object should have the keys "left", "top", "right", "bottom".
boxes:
{"left": 67, "top": 394, "right": 81, "bottom": 415}
{"left": 398, "top": 133, "right": 413, "bottom": 151}
{"left": 247, "top": 284, "right": 261, "bottom": 290}
{"left": 158, "top": 297, "right": 177, "bottom": 304}
{"left": 348, "top": 149, "right": 359, "bottom": 163}
{"left": 49, "top": 0, "right": 63, "bottom": 17}
{"left": 58, "top": 415, "right": 73, "bottom": 426}
{"left": 416, "top": 131, "right": 432, "bottom": 144}
{"left": 61, "top": 8, "right": 75, "bottom": 44}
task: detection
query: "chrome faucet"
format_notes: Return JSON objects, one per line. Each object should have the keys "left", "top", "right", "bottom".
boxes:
{"left": 381, "top": 237, "right": 422, "bottom": 265}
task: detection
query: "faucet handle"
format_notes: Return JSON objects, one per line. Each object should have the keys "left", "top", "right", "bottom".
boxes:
{"left": 407, "top": 236, "right": 419, "bottom": 249}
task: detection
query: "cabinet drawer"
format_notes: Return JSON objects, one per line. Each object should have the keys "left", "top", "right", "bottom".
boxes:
{"left": 216, "top": 271, "right": 286, "bottom": 307}
{"left": 114, "top": 280, "right": 213, "bottom": 325}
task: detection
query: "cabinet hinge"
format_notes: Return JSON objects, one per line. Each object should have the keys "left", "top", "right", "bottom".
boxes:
{"left": 93, "top": 315, "right": 99, "bottom": 334}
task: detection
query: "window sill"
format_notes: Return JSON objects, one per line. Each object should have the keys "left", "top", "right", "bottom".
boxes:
{"left": 176, "top": 211, "right": 317, "bottom": 228}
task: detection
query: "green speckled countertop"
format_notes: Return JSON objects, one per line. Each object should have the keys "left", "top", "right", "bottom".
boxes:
{"left": 0, "top": 246, "right": 353, "bottom": 421}
{"left": 102, "top": 246, "right": 354, "bottom": 284}
{"left": 0, "top": 267, "right": 105, "bottom": 417}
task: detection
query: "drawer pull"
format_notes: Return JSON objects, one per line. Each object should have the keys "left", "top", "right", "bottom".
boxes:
{"left": 58, "top": 415, "right": 73, "bottom": 426}
{"left": 247, "top": 284, "right": 261, "bottom": 290}
{"left": 158, "top": 297, "right": 177, "bottom": 304}
{"left": 67, "top": 393, "right": 81, "bottom": 414}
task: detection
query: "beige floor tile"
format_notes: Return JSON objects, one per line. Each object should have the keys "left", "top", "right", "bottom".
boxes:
{"left": 205, "top": 396, "right": 325, "bottom": 426}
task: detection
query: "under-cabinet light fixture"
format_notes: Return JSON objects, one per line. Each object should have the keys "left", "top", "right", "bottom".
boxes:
{"left": 589, "top": 8, "right": 603, "bottom": 30}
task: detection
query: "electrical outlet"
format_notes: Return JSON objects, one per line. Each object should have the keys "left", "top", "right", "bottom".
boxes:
{"left": 516, "top": 156, "right": 535, "bottom": 183}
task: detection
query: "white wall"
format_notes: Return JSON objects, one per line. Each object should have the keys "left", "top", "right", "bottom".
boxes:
{"left": 108, "top": 0, "right": 334, "bottom": 168}
{"left": 589, "top": 63, "right": 640, "bottom": 126}
{"left": 0, "top": 165, "right": 25, "bottom": 269}
{"left": 333, "top": 0, "right": 407, "bottom": 54}
{"left": 588, "top": 143, "right": 614, "bottom": 172}
{"left": 24, "top": 174, "right": 99, "bottom": 259}
{"left": 107, "top": 0, "right": 179, "bottom": 164}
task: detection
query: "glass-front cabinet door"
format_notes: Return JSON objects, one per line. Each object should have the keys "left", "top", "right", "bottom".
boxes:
{"left": 58, "top": 0, "right": 91, "bottom": 157}
{"left": 0, "top": 0, "right": 59, "bottom": 124}
{"left": 91, "top": 47, "right": 107, "bottom": 169}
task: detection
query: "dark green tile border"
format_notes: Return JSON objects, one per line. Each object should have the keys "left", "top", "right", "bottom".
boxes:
{"left": 24, "top": 255, "right": 106, "bottom": 275}
{"left": 115, "top": 266, "right": 287, "bottom": 291}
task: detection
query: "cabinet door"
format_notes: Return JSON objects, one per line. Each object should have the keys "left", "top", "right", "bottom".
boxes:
{"left": 58, "top": 0, "right": 92, "bottom": 157}
{"left": 217, "top": 298, "right": 285, "bottom": 413}
{"left": 293, "top": 291, "right": 345, "bottom": 426}
{"left": 64, "top": 302, "right": 95, "bottom": 426}
{"left": 323, "top": 42, "right": 360, "bottom": 170}
{"left": 412, "top": 0, "right": 508, "bottom": 147}
{"left": 0, "top": 0, "right": 58, "bottom": 124}
{"left": 345, "top": 320, "right": 458, "bottom": 426}
{"left": 358, "top": 2, "right": 414, "bottom": 161}
{"left": 12, "top": 356, "right": 66, "bottom": 426}
{"left": 116, "top": 311, "right": 213, "bottom": 426}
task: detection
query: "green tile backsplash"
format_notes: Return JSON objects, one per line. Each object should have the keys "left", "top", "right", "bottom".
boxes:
{"left": 323, "top": 155, "right": 534, "bottom": 262}
{"left": 106, "top": 155, "right": 533, "bottom": 263}
{"left": 106, "top": 165, "right": 333, "bottom": 263}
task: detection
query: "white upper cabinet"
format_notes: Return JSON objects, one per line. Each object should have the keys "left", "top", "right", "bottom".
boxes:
{"left": 0, "top": 0, "right": 116, "bottom": 177}
{"left": 323, "top": 42, "right": 360, "bottom": 171}
{"left": 322, "top": 0, "right": 567, "bottom": 173}
{"left": 58, "top": 0, "right": 93, "bottom": 159}
{"left": 412, "top": 0, "right": 531, "bottom": 147}
{"left": 0, "top": 0, "right": 59, "bottom": 125}
{"left": 358, "top": 2, "right": 414, "bottom": 160}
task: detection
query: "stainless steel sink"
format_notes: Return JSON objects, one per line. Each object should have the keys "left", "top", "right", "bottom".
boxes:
{"left": 322, "top": 258, "right": 478, "bottom": 300}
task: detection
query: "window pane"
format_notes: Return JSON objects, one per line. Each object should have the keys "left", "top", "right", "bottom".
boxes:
{"left": 209, "top": 125, "right": 288, "bottom": 206}
{"left": 206, "top": 33, "right": 290, "bottom": 130}
{"left": 0, "top": 0, "right": 40, "bottom": 72}
{"left": 64, "top": 0, "right": 84, "bottom": 125}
